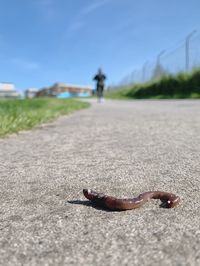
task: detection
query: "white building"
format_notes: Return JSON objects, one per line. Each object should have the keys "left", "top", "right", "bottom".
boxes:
{"left": 25, "top": 88, "right": 38, "bottom": 98}
{"left": 0, "top": 82, "right": 20, "bottom": 98}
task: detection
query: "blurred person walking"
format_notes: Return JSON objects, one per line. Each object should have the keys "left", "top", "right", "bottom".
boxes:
{"left": 93, "top": 68, "right": 106, "bottom": 103}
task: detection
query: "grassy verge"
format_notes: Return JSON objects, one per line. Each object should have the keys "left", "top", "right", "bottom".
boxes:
{"left": 106, "top": 69, "right": 200, "bottom": 100}
{"left": 0, "top": 98, "right": 90, "bottom": 137}
{"left": 105, "top": 86, "right": 132, "bottom": 100}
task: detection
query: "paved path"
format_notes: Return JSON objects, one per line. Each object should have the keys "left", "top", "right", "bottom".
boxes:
{"left": 0, "top": 99, "right": 200, "bottom": 266}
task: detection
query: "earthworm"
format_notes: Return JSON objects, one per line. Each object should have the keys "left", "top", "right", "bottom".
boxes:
{"left": 83, "top": 189, "right": 180, "bottom": 211}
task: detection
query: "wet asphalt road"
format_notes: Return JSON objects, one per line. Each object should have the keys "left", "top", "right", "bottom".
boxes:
{"left": 0, "top": 99, "right": 200, "bottom": 266}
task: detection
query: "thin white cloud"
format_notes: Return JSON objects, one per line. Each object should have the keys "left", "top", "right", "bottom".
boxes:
{"left": 80, "top": 0, "right": 110, "bottom": 16}
{"left": 67, "top": 0, "right": 112, "bottom": 33}
{"left": 35, "top": 0, "right": 56, "bottom": 19}
{"left": 68, "top": 21, "right": 84, "bottom": 33}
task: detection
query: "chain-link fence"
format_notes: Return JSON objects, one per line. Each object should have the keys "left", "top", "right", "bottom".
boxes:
{"left": 111, "top": 31, "right": 200, "bottom": 89}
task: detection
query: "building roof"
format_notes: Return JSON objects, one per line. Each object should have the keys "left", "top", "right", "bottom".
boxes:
{"left": 0, "top": 82, "right": 15, "bottom": 91}
{"left": 54, "top": 83, "right": 92, "bottom": 90}
{"left": 25, "top": 88, "right": 39, "bottom": 92}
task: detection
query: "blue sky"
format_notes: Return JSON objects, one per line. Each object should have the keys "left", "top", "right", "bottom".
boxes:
{"left": 0, "top": 0, "right": 200, "bottom": 90}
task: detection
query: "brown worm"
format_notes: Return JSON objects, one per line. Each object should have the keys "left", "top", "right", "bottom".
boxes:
{"left": 83, "top": 189, "right": 180, "bottom": 211}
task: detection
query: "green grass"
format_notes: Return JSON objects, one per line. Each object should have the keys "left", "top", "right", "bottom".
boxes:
{"left": 0, "top": 98, "right": 90, "bottom": 137}
{"left": 106, "top": 69, "right": 200, "bottom": 100}
{"left": 105, "top": 85, "right": 133, "bottom": 100}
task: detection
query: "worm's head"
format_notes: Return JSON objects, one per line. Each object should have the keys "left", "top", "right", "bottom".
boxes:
{"left": 167, "top": 196, "right": 180, "bottom": 208}
{"left": 163, "top": 196, "right": 180, "bottom": 208}
{"left": 83, "top": 189, "right": 98, "bottom": 201}
{"left": 83, "top": 189, "right": 105, "bottom": 202}
{"left": 83, "top": 189, "right": 90, "bottom": 199}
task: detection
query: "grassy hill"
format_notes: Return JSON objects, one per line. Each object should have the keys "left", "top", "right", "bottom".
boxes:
{"left": 106, "top": 69, "right": 200, "bottom": 99}
{"left": 0, "top": 98, "right": 89, "bottom": 137}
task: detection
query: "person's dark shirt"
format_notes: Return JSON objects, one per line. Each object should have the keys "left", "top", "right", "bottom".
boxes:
{"left": 93, "top": 73, "right": 106, "bottom": 88}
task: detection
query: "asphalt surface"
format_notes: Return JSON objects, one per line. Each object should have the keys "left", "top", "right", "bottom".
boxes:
{"left": 0, "top": 99, "right": 200, "bottom": 266}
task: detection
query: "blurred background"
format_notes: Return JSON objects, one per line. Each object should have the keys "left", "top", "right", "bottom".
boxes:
{"left": 0, "top": 0, "right": 200, "bottom": 97}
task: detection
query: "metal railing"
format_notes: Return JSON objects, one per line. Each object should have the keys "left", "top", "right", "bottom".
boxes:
{"left": 112, "top": 30, "right": 200, "bottom": 89}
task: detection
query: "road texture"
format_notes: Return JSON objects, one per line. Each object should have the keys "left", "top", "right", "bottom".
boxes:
{"left": 0, "top": 99, "right": 200, "bottom": 266}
